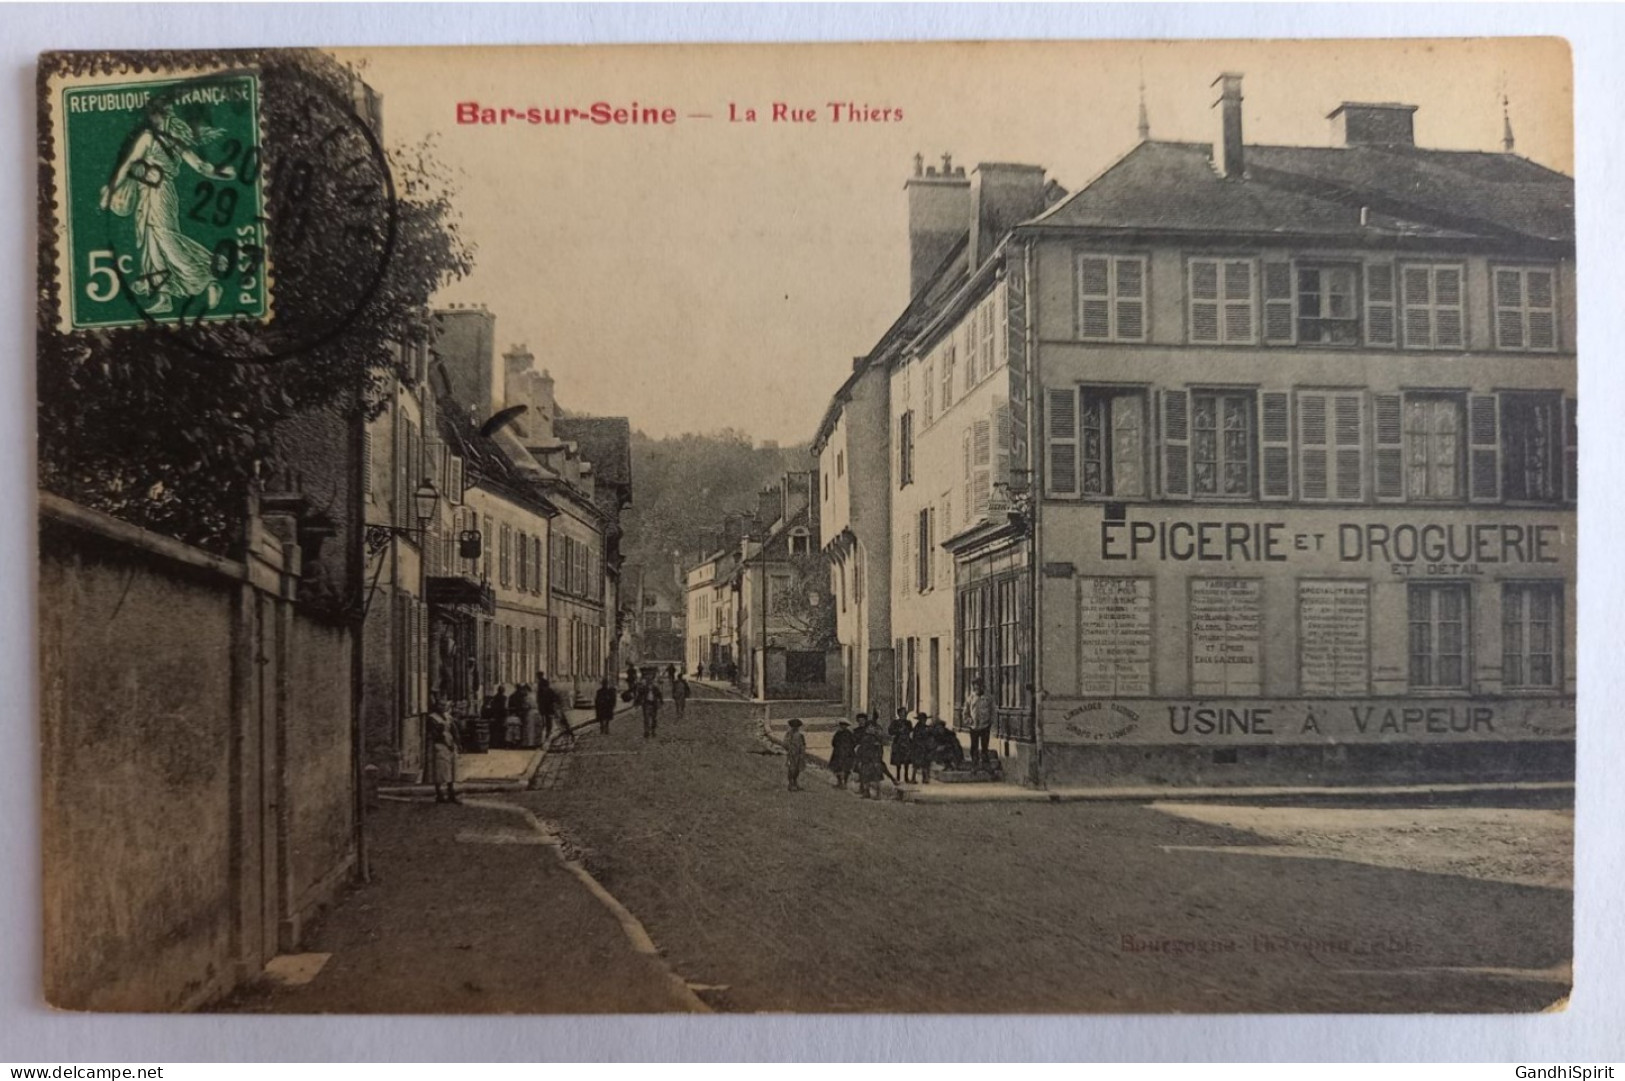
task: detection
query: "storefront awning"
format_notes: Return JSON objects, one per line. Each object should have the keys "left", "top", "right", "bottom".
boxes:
{"left": 426, "top": 575, "right": 496, "bottom": 615}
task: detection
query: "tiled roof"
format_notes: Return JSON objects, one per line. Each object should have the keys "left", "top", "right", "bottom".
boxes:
{"left": 1030, "top": 140, "right": 1572, "bottom": 245}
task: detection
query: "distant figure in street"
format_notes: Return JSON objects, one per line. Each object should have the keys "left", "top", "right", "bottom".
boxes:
{"left": 594, "top": 677, "right": 617, "bottom": 735}
{"left": 484, "top": 685, "right": 508, "bottom": 748}
{"left": 829, "top": 720, "right": 856, "bottom": 789}
{"left": 505, "top": 683, "right": 529, "bottom": 748}
{"left": 931, "top": 717, "right": 965, "bottom": 770}
{"left": 854, "top": 717, "right": 888, "bottom": 799}
{"left": 910, "top": 712, "right": 935, "bottom": 785}
{"left": 536, "top": 676, "right": 562, "bottom": 743}
{"left": 888, "top": 707, "right": 914, "bottom": 784}
{"left": 964, "top": 678, "right": 994, "bottom": 769}
{"left": 784, "top": 718, "right": 807, "bottom": 791}
{"left": 672, "top": 673, "right": 691, "bottom": 719}
{"left": 626, "top": 662, "right": 640, "bottom": 697}
{"left": 696, "top": 662, "right": 705, "bottom": 679}
{"left": 426, "top": 697, "right": 461, "bottom": 804}
{"left": 665, "top": 664, "right": 677, "bottom": 685}
{"left": 639, "top": 675, "right": 664, "bottom": 738}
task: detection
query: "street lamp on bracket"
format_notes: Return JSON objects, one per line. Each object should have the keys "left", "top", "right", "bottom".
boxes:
{"left": 363, "top": 477, "right": 442, "bottom": 554}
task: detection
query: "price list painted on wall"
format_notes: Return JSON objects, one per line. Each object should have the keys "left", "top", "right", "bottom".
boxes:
{"left": 1078, "top": 577, "right": 1153, "bottom": 696}
{"left": 1298, "top": 579, "right": 1371, "bottom": 695}
{"left": 1190, "top": 578, "right": 1263, "bottom": 696}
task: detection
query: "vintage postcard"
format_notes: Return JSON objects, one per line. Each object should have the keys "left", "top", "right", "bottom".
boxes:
{"left": 36, "top": 39, "right": 1575, "bottom": 1014}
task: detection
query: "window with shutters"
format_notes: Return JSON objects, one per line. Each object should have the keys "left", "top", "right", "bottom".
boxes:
{"left": 1403, "top": 394, "right": 1465, "bottom": 501}
{"left": 1365, "top": 263, "right": 1398, "bottom": 347}
{"left": 1258, "top": 391, "right": 1292, "bottom": 500}
{"left": 980, "top": 299, "right": 998, "bottom": 379}
{"left": 969, "top": 417, "right": 993, "bottom": 517}
{"left": 1503, "top": 582, "right": 1562, "bottom": 690}
{"left": 363, "top": 430, "right": 375, "bottom": 503}
{"left": 1076, "top": 253, "right": 1148, "bottom": 342}
{"left": 499, "top": 523, "right": 512, "bottom": 587}
{"left": 1409, "top": 583, "right": 1470, "bottom": 691}
{"left": 941, "top": 345, "right": 956, "bottom": 410}
{"left": 1297, "top": 392, "right": 1365, "bottom": 502}
{"left": 923, "top": 358, "right": 936, "bottom": 425}
{"left": 1191, "top": 391, "right": 1256, "bottom": 498}
{"left": 1188, "top": 258, "right": 1255, "bottom": 344}
{"left": 1296, "top": 265, "right": 1360, "bottom": 345}
{"left": 916, "top": 507, "right": 933, "bottom": 593}
{"left": 482, "top": 514, "right": 494, "bottom": 580}
{"left": 448, "top": 455, "right": 464, "bottom": 505}
{"left": 939, "top": 497, "right": 954, "bottom": 583}
{"left": 1045, "top": 388, "right": 1079, "bottom": 497}
{"left": 964, "top": 315, "right": 979, "bottom": 389}
{"left": 898, "top": 411, "right": 915, "bottom": 487}
{"left": 1400, "top": 263, "right": 1465, "bottom": 350}
{"left": 1071, "top": 388, "right": 1148, "bottom": 498}
{"left": 1493, "top": 267, "right": 1559, "bottom": 352}
{"left": 1501, "top": 392, "right": 1564, "bottom": 503}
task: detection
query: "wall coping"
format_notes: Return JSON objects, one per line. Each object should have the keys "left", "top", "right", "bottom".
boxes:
{"left": 39, "top": 492, "right": 246, "bottom": 585}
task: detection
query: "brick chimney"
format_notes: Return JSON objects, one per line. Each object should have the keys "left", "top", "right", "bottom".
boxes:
{"left": 1329, "top": 102, "right": 1418, "bottom": 148}
{"left": 1212, "top": 73, "right": 1245, "bottom": 179}
{"left": 905, "top": 151, "right": 971, "bottom": 297}
{"left": 969, "top": 163, "right": 1048, "bottom": 268}
{"left": 755, "top": 484, "right": 784, "bottom": 533}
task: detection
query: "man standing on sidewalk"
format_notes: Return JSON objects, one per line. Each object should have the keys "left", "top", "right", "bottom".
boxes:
{"left": 964, "top": 679, "right": 994, "bottom": 769}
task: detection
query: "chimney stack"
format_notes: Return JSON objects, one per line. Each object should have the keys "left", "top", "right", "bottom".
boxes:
{"left": 1328, "top": 102, "right": 1418, "bottom": 148}
{"left": 1212, "top": 73, "right": 1245, "bottom": 179}
{"left": 968, "top": 163, "right": 1048, "bottom": 268}
{"left": 905, "top": 151, "right": 971, "bottom": 297}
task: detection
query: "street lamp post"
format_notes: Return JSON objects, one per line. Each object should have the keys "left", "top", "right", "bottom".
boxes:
{"left": 414, "top": 478, "right": 440, "bottom": 768}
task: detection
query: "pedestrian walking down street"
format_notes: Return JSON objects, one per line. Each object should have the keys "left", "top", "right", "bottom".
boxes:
{"left": 594, "top": 677, "right": 617, "bottom": 735}
{"left": 484, "top": 684, "right": 508, "bottom": 748}
{"left": 910, "top": 712, "right": 935, "bottom": 785}
{"left": 964, "top": 678, "right": 994, "bottom": 769}
{"left": 888, "top": 707, "right": 914, "bottom": 784}
{"left": 510, "top": 683, "right": 538, "bottom": 748}
{"left": 425, "top": 697, "right": 461, "bottom": 804}
{"left": 672, "top": 672, "right": 691, "bottom": 720}
{"left": 639, "top": 675, "right": 664, "bottom": 739}
{"left": 829, "top": 719, "right": 856, "bottom": 789}
{"left": 784, "top": 718, "right": 806, "bottom": 791}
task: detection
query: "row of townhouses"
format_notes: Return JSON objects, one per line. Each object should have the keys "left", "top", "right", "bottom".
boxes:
{"left": 362, "top": 304, "right": 633, "bottom": 780}
{"left": 684, "top": 471, "right": 842, "bottom": 700}
{"left": 813, "top": 74, "right": 1575, "bottom": 786}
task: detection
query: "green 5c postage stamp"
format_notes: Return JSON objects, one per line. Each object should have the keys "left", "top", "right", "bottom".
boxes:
{"left": 56, "top": 71, "right": 268, "bottom": 331}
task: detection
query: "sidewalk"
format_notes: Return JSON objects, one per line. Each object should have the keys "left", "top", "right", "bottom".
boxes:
{"left": 214, "top": 792, "right": 703, "bottom": 1013}
{"left": 378, "top": 698, "right": 640, "bottom": 796}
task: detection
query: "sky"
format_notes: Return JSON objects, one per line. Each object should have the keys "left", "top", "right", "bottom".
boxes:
{"left": 337, "top": 38, "right": 1572, "bottom": 445}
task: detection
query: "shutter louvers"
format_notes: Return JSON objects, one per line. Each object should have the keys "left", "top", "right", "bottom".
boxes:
{"left": 1259, "top": 391, "right": 1292, "bottom": 500}
{"left": 990, "top": 397, "right": 1012, "bottom": 510}
{"left": 1469, "top": 394, "right": 1501, "bottom": 503}
{"left": 972, "top": 417, "right": 993, "bottom": 518}
{"left": 1045, "top": 387, "right": 1078, "bottom": 497}
{"left": 1222, "top": 259, "right": 1255, "bottom": 343}
{"left": 1373, "top": 393, "right": 1405, "bottom": 501}
{"left": 1078, "top": 256, "right": 1111, "bottom": 340}
{"left": 1116, "top": 257, "right": 1146, "bottom": 341}
{"left": 1365, "top": 263, "right": 1397, "bottom": 346}
{"left": 1528, "top": 270, "right": 1557, "bottom": 351}
{"left": 1402, "top": 266, "right": 1432, "bottom": 348}
{"left": 1434, "top": 266, "right": 1464, "bottom": 348}
{"left": 1189, "top": 260, "right": 1220, "bottom": 343}
{"left": 1262, "top": 261, "right": 1295, "bottom": 344}
{"left": 1161, "top": 389, "right": 1191, "bottom": 498}
{"left": 1563, "top": 395, "right": 1578, "bottom": 503}
{"left": 362, "top": 430, "right": 374, "bottom": 503}
{"left": 1495, "top": 268, "right": 1525, "bottom": 350}
{"left": 1333, "top": 394, "right": 1365, "bottom": 501}
{"left": 1298, "top": 393, "right": 1330, "bottom": 502}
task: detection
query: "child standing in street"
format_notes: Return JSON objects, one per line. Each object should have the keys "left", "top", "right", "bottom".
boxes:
{"left": 784, "top": 718, "right": 807, "bottom": 791}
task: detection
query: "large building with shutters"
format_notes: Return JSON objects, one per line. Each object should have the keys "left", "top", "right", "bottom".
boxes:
{"left": 863, "top": 77, "right": 1575, "bottom": 787}
{"left": 1021, "top": 79, "right": 1575, "bottom": 785}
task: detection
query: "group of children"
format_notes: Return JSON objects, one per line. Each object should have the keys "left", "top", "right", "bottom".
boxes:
{"left": 781, "top": 707, "right": 972, "bottom": 798}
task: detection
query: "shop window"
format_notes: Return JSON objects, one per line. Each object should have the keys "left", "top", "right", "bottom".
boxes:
{"left": 1494, "top": 267, "right": 1558, "bottom": 352}
{"left": 1408, "top": 583, "right": 1470, "bottom": 690}
{"left": 1503, "top": 582, "right": 1562, "bottom": 690}
{"left": 1077, "top": 253, "right": 1148, "bottom": 342}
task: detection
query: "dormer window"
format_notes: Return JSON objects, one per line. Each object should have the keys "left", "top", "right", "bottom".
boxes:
{"left": 788, "top": 529, "right": 811, "bottom": 556}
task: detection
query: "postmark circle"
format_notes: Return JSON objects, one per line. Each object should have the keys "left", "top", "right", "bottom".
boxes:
{"left": 97, "top": 64, "right": 397, "bottom": 363}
